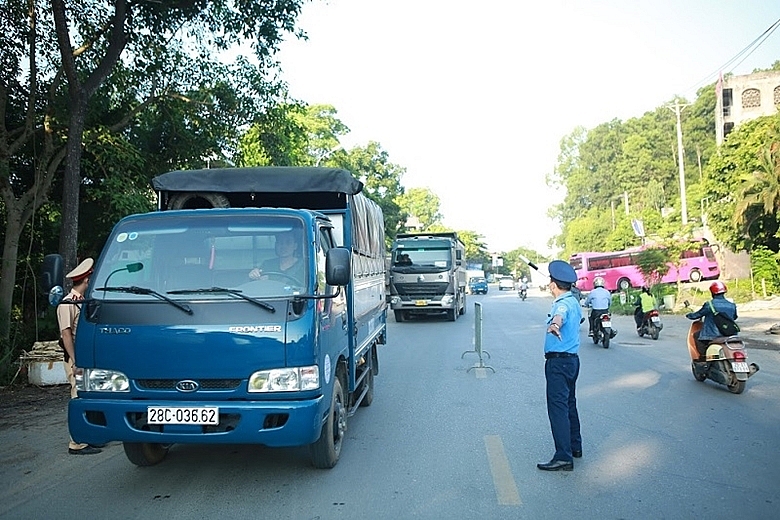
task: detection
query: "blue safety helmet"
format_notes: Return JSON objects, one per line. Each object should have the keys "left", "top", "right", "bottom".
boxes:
{"left": 548, "top": 260, "right": 577, "bottom": 284}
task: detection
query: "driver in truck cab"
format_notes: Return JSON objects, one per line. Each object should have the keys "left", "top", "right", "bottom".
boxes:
{"left": 249, "top": 230, "right": 304, "bottom": 283}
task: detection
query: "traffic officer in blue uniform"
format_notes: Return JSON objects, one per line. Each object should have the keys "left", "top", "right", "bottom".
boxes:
{"left": 538, "top": 260, "right": 583, "bottom": 471}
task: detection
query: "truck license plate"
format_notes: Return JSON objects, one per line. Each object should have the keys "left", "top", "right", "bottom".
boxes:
{"left": 732, "top": 362, "right": 750, "bottom": 373}
{"left": 147, "top": 406, "right": 219, "bottom": 425}
{"left": 415, "top": 300, "right": 427, "bottom": 306}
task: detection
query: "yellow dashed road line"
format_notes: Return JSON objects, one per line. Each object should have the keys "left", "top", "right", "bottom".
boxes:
{"left": 484, "top": 435, "right": 521, "bottom": 506}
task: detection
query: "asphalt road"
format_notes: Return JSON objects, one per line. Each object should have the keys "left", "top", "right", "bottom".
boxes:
{"left": 1, "top": 287, "right": 778, "bottom": 519}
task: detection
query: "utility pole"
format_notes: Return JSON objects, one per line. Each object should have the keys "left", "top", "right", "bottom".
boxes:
{"left": 667, "top": 100, "right": 690, "bottom": 225}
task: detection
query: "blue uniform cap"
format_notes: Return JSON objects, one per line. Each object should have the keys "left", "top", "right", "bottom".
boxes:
{"left": 549, "top": 260, "right": 577, "bottom": 284}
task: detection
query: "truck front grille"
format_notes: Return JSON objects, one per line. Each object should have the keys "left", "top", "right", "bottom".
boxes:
{"left": 136, "top": 379, "right": 242, "bottom": 391}
{"left": 394, "top": 282, "right": 449, "bottom": 300}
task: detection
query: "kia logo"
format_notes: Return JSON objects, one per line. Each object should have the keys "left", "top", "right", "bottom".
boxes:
{"left": 175, "top": 380, "right": 199, "bottom": 392}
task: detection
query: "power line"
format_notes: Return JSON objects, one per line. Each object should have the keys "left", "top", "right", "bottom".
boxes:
{"left": 684, "top": 16, "right": 780, "bottom": 95}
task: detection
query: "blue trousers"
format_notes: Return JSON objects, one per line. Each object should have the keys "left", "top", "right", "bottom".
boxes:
{"left": 545, "top": 356, "right": 582, "bottom": 462}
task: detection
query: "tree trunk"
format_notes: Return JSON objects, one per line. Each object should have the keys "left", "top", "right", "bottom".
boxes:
{"left": 58, "top": 101, "right": 86, "bottom": 276}
{"left": 0, "top": 205, "right": 24, "bottom": 342}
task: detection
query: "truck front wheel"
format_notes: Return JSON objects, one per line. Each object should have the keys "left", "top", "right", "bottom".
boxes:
{"left": 310, "top": 377, "right": 346, "bottom": 469}
{"left": 123, "top": 442, "right": 169, "bottom": 466}
{"left": 394, "top": 310, "right": 405, "bottom": 322}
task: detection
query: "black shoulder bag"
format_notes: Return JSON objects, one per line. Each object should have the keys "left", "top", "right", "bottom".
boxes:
{"left": 707, "top": 301, "right": 740, "bottom": 336}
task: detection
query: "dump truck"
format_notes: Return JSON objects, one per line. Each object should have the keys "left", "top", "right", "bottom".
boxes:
{"left": 388, "top": 232, "right": 467, "bottom": 321}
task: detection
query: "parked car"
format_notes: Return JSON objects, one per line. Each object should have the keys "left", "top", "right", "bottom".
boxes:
{"left": 468, "top": 276, "right": 488, "bottom": 294}
{"left": 498, "top": 276, "right": 515, "bottom": 291}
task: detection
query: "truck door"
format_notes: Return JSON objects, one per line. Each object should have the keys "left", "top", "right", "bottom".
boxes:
{"left": 317, "top": 226, "right": 347, "bottom": 379}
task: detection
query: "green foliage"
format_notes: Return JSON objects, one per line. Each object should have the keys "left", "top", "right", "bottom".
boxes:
{"left": 237, "top": 103, "right": 309, "bottom": 166}
{"left": 549, "top": 85, "right": 719, "bottom": 255}
{"left": 634, "top": 247, "right": 671, "bottom": 287}
{"left": 705, "top": 113, "right": 780, "bottom": 252}
{"left": 326, "top": 142, "right": 405, "bottom": 247}
{"left": 454, "top": 230, "right": 489, "bottom": 267}
{"left": 503, "top": 247, "right": 551, "bottom": 279}
{"left": 609, "top": 293, "right": 637, "bottom": 316}
{"left": 397, "top": 187, "right": 443, "bottom": 231}
{"left": 751, "top": 245, "right": 780, "bottom": 295}
{"left": 1, "top": 0, "right": 309, "bottom": 343}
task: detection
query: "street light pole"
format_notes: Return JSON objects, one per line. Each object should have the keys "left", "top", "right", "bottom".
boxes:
{"left": 668, "top": 100, "right": 690, "bottom": 225}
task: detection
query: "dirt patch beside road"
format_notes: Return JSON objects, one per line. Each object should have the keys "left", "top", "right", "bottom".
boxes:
{"left": 0, "top": 384, "right": 69, "bottom": 430}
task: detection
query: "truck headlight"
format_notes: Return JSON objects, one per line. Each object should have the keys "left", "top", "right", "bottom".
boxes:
{"left": 442, "top": 295, "right": 454, "bottom": 305}
{"left": 77, "top": 369, "right": 130, "bottom": 392}
{"left": 248, "top": 365, "right": 320, "bottom": 392}
{"left": 390, "top": 296, "right": 401, "bottom": 305}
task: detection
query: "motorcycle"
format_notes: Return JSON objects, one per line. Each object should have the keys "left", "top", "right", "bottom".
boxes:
{"left": 592, "top": 311, "right": 616, "bottom": 349}
{"left": 518, "top": 287, "right": 527, "bottom": 301}
{"left": 636, "top": 308, "right": 662, "bottom": 340}
{"left": 687, "top": 319, "right": 759, "bottom": 394}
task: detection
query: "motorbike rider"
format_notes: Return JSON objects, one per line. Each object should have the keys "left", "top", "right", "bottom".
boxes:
{"left": 584, "top": 277, "right": 611, "bottom": 337}
{"left": 685, "top": 281, "right": 738, "bottom": 357}
{"left": 518, "top": 277, "right": 529, "bottom": 295}
{"left": 633, "top": 286, "right": 656, "bottom": 331}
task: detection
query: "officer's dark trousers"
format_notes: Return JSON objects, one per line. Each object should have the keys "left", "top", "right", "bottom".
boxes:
{"left": 545, "top": 356, "right": 581, "bottom": 462}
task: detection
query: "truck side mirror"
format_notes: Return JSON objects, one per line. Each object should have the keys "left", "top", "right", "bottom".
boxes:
{"left": 40, "top": 254, "right": 64, "bottom": 294}
{"left": 41, "top": 254, "right": 66, "bottom": 305}
{"left": 326, "top": 247, "right": 351, "bottom": 287}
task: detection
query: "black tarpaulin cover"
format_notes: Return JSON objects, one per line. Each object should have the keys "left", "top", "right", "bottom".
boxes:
{"left": 152, "top": 167, "right": 364, "bottom": 195}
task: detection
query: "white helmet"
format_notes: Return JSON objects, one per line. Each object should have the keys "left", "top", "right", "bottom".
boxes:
{"left": 593, "top": 277, "right": 605, "bottom": 288}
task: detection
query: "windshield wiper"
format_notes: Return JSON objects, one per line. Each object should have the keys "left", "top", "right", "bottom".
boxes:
{"left": 166, "top": 287, "right": 276, "bottom": 313}
{"left": 97, "top": 286, "right": 193, "bottom": 315}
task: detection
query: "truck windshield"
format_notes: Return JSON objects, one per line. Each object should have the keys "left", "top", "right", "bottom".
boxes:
{"left": 392, "top": 246, "right": 451, "bottom": 270}
{"left": 89, "top": 213, "right": 308, "bottom": 301}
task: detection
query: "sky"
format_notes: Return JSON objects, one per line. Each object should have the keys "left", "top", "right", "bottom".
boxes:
{"left": 276, "top": 0, "right": 780, "bottom": 256}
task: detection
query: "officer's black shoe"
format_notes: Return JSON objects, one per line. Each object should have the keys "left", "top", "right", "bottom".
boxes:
{"left": 537, "top": 459, "right": 573, "bottom": 471}
{"left": 68, "top": 446, "right": 102, "bottom": 455}
{"left": 572, "top": 450, "right": 582, "bottom": 458}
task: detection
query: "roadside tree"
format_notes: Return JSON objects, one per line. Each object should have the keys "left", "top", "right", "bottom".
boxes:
{"left": 1, "top": 0, "right": 307, "bottom": 343}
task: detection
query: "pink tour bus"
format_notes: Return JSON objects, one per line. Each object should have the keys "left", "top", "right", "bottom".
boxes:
{"left": 569, "top": 242, "right": 720, "bottom": 292}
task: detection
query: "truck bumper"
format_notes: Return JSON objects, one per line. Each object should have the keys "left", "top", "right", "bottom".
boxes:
{"left": 68, "top": 395, "right": 326, "bottom": 447}
{"left": 390, "top": 294, "right": 456, "bottom": 312}
{"left": 391, "top": 301, "right": 454, "bottom": 312}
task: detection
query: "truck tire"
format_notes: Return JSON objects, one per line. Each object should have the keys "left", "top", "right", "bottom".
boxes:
{"left": 394, "top": 310, "right": 405, "bottom": 322}
{"left": 123, "top": 442, "right": 169, "bottom": 466}
{"left": 167, "top": 192, "right": 230, "bottom": 210}
{"left": 447, "top": 308, "right": 457, "bottom": 321}
{"left": 310, "top": 377, "right": 346, "bottom": 469}
{"left": 459, "top": 293, "right": 466, "bottom": 315}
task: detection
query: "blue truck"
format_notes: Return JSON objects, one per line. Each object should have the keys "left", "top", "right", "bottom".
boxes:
{"left": 42, "top": 167, "right": 386, "bottom": 468}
